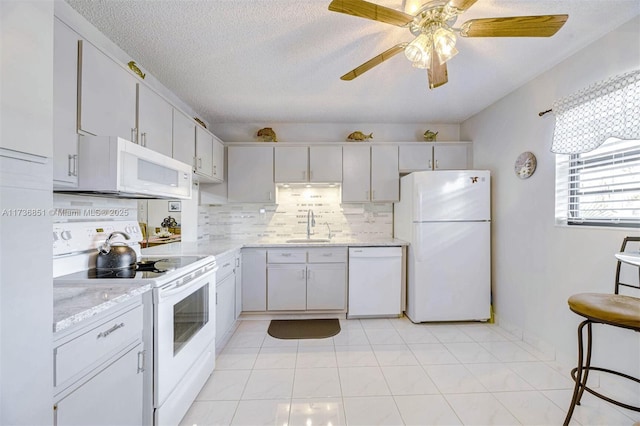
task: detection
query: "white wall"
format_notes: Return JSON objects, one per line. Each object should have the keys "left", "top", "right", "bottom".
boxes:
{"left": 0, "top": 1, "right": 54, "bottom": 424}
{"left": 461, "top": 16, "right": 640, "bottom": 373}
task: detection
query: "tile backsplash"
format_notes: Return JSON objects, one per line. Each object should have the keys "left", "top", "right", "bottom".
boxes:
{"left": 204, "top": 185, "right": 393, "bottom": 241}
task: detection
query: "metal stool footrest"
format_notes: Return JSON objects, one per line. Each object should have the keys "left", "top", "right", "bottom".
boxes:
{"left": 570, "top": 365, "right": 640, "bottom": 412}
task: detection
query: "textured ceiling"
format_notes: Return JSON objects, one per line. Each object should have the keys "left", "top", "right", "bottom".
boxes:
{"left": 65, "top": 0, "right": 640, "bottom": 125}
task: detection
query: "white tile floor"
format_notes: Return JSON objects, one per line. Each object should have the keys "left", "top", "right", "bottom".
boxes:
{"left": 180, "top": 318, "right": 640, "bottom": 426}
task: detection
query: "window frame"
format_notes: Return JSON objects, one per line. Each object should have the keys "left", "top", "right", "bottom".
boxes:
{"left": 557, "top": 138, "right": 640, "bottom": 229}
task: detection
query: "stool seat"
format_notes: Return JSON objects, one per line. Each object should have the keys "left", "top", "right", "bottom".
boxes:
{"left": 568, "top": 293, "right": 640, "bottom": 329}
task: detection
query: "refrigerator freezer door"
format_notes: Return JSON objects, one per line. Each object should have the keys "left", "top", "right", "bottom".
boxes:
{"left": 406, "top": 221, "right": 491, "bottom": 322}
{"left": 412, "top": 171, "right": 490, "bottom": 222}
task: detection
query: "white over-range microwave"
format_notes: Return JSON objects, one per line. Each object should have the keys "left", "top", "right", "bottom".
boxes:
{"left": 61, "top": 135, "right": 192, "bottom": 199}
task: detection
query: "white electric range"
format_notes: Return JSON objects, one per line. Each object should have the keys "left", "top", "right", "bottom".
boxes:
{"left": 53, "top": 221, "right": 217, "bottom": 426}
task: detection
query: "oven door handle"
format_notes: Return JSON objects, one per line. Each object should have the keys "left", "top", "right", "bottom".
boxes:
{"left": 159, "top": 272, "right": 214, "bottom": 300}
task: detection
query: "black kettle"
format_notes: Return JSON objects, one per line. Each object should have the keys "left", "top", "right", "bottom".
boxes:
{"left": 96, "top": 231, "right": 137, "bottom": 270}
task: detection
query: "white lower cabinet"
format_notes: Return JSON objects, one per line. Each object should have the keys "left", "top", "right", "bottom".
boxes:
{"left": 215, "top": 250, "right": 242, "bottom": 349}
{"left": 267, "top": 264, "right": 307, "bottom": 311}
{"left": 53, "top": 298, "right": 147, "bottom": 426}
{"left": 55, "top": 343, "right": 143, "bottom": 426}
{"left": 241, "top": 249, "right": 267, "bottom": 312}
{"left": 265, "top": 247, "right": 347, "bottom": 312}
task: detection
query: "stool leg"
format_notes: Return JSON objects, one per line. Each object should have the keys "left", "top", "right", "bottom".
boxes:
{"left": 564, "top": 320, "right": 589, "bottom": 426}
{"left": 576, "top": 321, "right": 593, "bottom": 405}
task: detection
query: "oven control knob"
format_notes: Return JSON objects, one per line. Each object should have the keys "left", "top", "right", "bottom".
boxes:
{"left": 125, "top": 225, "right": 139, "bottom": 235}
{"left": 61, "top": 230, "right": 72, "bottom": 240}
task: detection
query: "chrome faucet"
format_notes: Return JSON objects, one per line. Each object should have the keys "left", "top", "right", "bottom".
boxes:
{"left": 307, "top": 209, "right": 315, "bottom": 239}
{"left": 325, "top": 222, "right": 332, "bottom": 240}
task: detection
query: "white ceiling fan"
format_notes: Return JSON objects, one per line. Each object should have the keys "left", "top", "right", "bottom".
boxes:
{"left": 328, "top": 0, "right": 568, "bottom": 88}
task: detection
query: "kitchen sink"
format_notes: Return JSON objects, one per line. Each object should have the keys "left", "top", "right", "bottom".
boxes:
{"left": 285, "top": 238, "right": 332, "bottom": 243}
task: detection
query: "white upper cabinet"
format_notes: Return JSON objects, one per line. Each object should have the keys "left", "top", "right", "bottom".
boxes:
{"left": 433, "top": 143, "right": 470, "bottom": 170}
{"left": 275, "top": 146, "right": 343, "bottom": 183}
{"left": 399, "top": 143, "right": 471, "bottom": 172}
{"left": 309, "top": 146, "right": 342, "bottom": 182}
{"left": 194, "top": 125, "right": 224, "bottom": 183}
{"left": 195, "top": 125, "right": 213, "bottom": 178}
{"left": 275, "top": 146, "right": 308, "bottom": 183}
{"left": 342, "top": 145, "right": 399, "bottom": 203}
{"left": 53, "top": 18, "right": 79, "bottom": 187}
{"left": 212, "top": 136, "right": 224, "bottom": 182}
{"left": 172, "top": 108, "right": 196, "bottom": 168}
{"left": 136, "top": 84, "right": 173, "bottom": 157}
{"left": 78, "top": 40, "right": 137, "bottom": 141}
{"left": 342, "top": 145, "right": 371, "bottom": 203}
{"left": 227, "top": 146, "right": 275, "bottom": 203}
{"left": 371, "top": 145, "right": 399, "bottom": 202}
{"left": 398, "top": 144, "right": 432, "bottom": 172}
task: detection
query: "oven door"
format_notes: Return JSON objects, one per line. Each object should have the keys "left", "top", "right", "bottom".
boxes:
{"left": 154, "top": 269, "right": 216, "bottom": 407}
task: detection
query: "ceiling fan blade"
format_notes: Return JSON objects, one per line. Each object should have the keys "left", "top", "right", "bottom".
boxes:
{"left": 329, "top": 0, "right": 414, "bottom": 27}
{"left": 459, "top": 15, "right": 569, "bottom": 37}
{"left": 340, "top": 43, "right": 407, "bottom": 81}
{"left": 427, "top": 60, "right": 448, "bottom": 89}
{"left": 446, "top": 0, "right": 478, "bottom": 12}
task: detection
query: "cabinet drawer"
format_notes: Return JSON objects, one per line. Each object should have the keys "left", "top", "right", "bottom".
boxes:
{"left": 307, "top": 248, "right": 347, "bottom": 263}
{"left": 216, "top": 253, "right": 236, "bottom": 281}
{"left": 55, "top": 305, "right": 143, "bottom": 387}
{"left": 267, "top": 249, "right": 306, "bottom": 263}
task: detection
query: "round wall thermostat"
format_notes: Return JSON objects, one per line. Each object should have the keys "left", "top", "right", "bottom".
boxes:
{"left": 514, "top": 152, "right": 537, "bottom": 179}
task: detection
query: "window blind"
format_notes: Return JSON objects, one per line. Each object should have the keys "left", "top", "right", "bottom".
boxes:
{"left": 555, "top": 138, "right": 640, "bottom": 227}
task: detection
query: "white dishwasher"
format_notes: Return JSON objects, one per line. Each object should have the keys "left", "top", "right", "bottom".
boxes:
{"left": 348, "top": 247, "right": 402, "bottom": 318}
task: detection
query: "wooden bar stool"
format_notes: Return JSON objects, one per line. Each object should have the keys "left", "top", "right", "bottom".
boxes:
{"left": 563, "top": 236, "right": 640, "bottom": 425}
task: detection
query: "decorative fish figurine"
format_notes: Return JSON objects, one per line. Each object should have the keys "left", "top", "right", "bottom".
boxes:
{"left": 347, "top": 131, "right": 373, "bottom": 141}
{"left": 127, "top": 61, "right": 146, "bottom": 79}
{"left": 257, "top": 127, "right": 277, "bottom": 142}
{"left": 423, "top": 130, "right": 438, "bottom": 141}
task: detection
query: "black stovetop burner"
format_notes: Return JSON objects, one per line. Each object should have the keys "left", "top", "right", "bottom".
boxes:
{"left": 89, "top": 259, "right": 171, "bottom": 278}
{"left": 55, "top": 256, "right": 208, "bottom": 281}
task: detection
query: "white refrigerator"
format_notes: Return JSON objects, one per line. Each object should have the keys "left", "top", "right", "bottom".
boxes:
{"left": 394, "top": 170, "right": 491, "bottom": 323}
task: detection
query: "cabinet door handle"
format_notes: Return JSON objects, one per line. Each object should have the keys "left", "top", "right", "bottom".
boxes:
{"left": 67, "top": 154, "right": 78, "bottom": 177}
{"left": 235, "top": 258, "right": 240, "bottom": 267}
{"left": 141, "top": 132, "right": 147, "bottom": 147}
{"left": 300, "top": 269, "right": 306, "bottom": 280}
{"left": 213, "top": 165, "right": 217, "bottom": 175}
{"left": 137, "top": 350, "right": 145, "bottom": 373}
{"left": 281, "top": 253, "right": 292, "bottom": 257}
{"left": 429, "top": 160, "right": 433, "bottom": 169}
{"left": 96, "top": 322, "right": 124, "bottom": 339}
{"left": 198, "top": 158, "right": 202, "bottom": 169}
{"left": 268, "top": 191, "right": 272, "bottom": 201}
{"left": 435, "top": 160, "right": 439, "bottom": 169}
{"left": 131, "top": 127, "right": 138, "bottom": 143}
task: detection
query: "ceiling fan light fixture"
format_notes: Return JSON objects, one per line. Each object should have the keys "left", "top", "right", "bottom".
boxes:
{"left": 404, "top": 32, "right": 432, "bottom": 63}
{"left": 432, "top": 26, "right": 458, "bottom": 64}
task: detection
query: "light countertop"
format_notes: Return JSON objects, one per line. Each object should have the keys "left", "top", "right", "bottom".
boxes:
{"left": 141, "top": 237, "right": 408, "bottom": 258}
{"left": 53, "top": 282, "right": 150, "bottom": 333}
{"left": 55, "top": 237, "right": 408, "bottom": 333}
